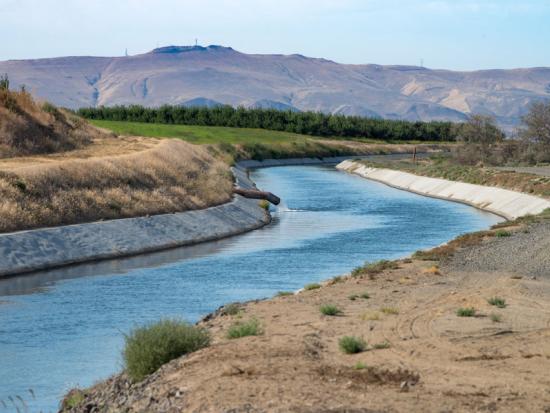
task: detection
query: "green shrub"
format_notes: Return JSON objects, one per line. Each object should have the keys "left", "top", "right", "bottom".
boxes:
{"left": 360, "top": 292, "right": 370, "bottom": 299}
{"left": 331, "top": 275, "right": 344, "bottom": 284}
{"left": 380, "top": 307, "right": 399, "bottom": 315}
{"left": 0, "top": 73, "right": 9, "bottom": 90}
{"left": 488, "top": 297, "right": 507, "bottom": 308}
{"left": 276, "top": 291, "right": 293, "bottom": 297}
{"left": 456, "top": 307, "right": 476, "bottom": 317}
{"left": 490, "top": 313, "right": 502, "bottom": 323}
{"left": 303, "top": 283, "right": 321, "bottom": 291}
{"left": 227, "top": 318, "right": 262, "bottom": 339}
{"left": 348, "top": 294, "right": 358, "bottom": 301}
{"left": 352, "top": 260, "right": 398, "bottom": 278}
{"left": 495, "top": 229, "right": 512, "bottom": 237}
{"left": 339, "top": 336, "right": 367, "bottom": 354}
{"left": 354, "top": 361, "right": 367, "bottom": 370}
{"left": 320, "top": 304, "right": 342, "bottom": 316}
{"left": 222, "top": 303, "right": 241, "bottom": 316}
{"left": 372, "top": 340, "right": 391, "bottom": 350}
{"left": 123, "top": 319, "right": 210, "bottom": 382}
{"left": 61, "top": 389, "right": 85, "bottom": 409}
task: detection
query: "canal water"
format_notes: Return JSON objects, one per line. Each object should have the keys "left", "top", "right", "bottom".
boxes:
{"left": 0, "top": 165, "right": 502, "bottom": 412}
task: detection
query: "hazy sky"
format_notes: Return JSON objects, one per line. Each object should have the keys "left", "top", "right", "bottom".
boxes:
{"left": 1, "top": 0, "right": 549, "bottom": 70}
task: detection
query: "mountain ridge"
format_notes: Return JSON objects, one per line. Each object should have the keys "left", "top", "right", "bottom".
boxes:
{"left": 1, "top": 45, "right": 549, "bottom": 132}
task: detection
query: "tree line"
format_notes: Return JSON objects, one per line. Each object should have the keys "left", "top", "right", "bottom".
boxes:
{"left": 77, "top": 105, "right": 458, "bottom": 142}
{"left": 452, "top": 101, "right": 550, "bottom": 165}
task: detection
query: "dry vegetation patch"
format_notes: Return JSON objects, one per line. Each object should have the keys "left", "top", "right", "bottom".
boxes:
{"left": 0, "top": 86, "right": 107, "bottom": 158}
{"left": 0, "top": 139, "right": 232, "bottom": 232}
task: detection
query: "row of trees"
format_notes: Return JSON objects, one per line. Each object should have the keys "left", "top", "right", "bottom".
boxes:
{"left": 453, "top": 101, "right": 550, "bottom": 165}
{"left": 77, "top": 105, "right": 458, "bottom": 142}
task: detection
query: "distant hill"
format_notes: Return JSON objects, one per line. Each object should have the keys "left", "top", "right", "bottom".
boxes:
{"left": 2, "top": 45, "right": 550, "bottom": 132}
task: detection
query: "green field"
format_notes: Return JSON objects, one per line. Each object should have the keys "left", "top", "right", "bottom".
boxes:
{"left": 91, "top": 120, "right": 329, "bottom": 145}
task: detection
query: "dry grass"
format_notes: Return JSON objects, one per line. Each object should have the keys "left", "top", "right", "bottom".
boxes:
{"left": 0, "top": 88, "right": 107, "bottom": 158}
{"left": 360, "top": 157, "right": 550, "bottom": 198}
{"left": 0, "top": 139, "right": 233, "bottom": 232}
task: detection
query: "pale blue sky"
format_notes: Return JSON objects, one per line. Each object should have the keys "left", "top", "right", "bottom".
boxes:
{"left": 1, "top": 0, "right": 549, "bottom": 70}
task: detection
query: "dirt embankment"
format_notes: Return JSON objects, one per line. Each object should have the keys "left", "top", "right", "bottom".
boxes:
{"left": 0, "top": 87, "right": 237, "bottom": 233}
{"left": 0, "top": 138, "right": 233, "bottom": 233}
{"left": 64, "top": 214, "right": 550, "bottom": 413}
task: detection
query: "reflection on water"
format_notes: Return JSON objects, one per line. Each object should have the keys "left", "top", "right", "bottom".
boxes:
{"left": 0, "top": 165, "right": 502, "bottom": 412}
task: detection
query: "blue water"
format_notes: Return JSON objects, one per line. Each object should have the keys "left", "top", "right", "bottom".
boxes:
{"left": 0, "top": 165, "right": 501, "bottom": 412}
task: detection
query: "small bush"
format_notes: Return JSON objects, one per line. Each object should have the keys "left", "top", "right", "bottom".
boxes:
{"left": 227, "top": 318, "right": 262, "bottom": 339}
{"left": 0, "top": 73, "right": 9, "bottom": 90}
{"left": 494, "top": 229, "right": 512, "bottom": 237}
{"left": 490, "top": 313, "right": 502, "bottom": 323}
{"left": 320, "top": 304, "right": 342, "bottom": 316}
{"left": 123, "top": 319, "right": 210, "bottom": 382}
{"left": 339, "top": 336, "right": 367, "bottom": 354}
{"left": 354, "top": 361, "right": 367, "bottom": 370}
{"left": 61, "top": 389, "right": 85, "bottom": 409}
{"left": 361, "top": 311, "right": 380, "bottom": 321}
{"left": 330, "top": 275, "right": 344, "bottom": 284}
{"left": 488, "top": 297, "right": 507, "bottom": 308}
{"left": 276, "top": 291, "right": 293, "bottom": 297}
{"left": 352, "top": 260, "right": 398, "bottom": 278}
{"left": 304, "top": 283, "right": 321, "bottom": 291}
{"left": 348, "top": 294, "right": 358, "bottom": 301}
{"left": 456, "top": 307, "right": 476, "bottom": 317}
{"left": 380, "top": 307, "right": 399, "bottom": 315}
{"left": 372, "top": 340, "right": 391, "bottom": 350}
{"left": 360, "top": 292, "right": 370, "bottom": 299}
{"left": 222, "top": 303, "right": 241, "bottom": 316}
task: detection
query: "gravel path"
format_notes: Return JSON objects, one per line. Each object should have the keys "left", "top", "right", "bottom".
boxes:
{"left": 447, "top": 221, "right": 550, "bottom": 278}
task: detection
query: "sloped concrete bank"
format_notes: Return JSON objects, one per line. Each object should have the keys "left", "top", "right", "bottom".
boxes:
{"left": 0, "top": 168, "right": 269, "bottom": 278}
{"left": 0, "top": 153, "right": 425, "bottom": 278}
{"left": 337, "top": 160, "right": 550, "bottom": 220}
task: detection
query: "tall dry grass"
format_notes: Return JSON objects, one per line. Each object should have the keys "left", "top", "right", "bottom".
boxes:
{"left": 0, "top": 87, "right": 105, "bottom": 158}
{"left": 0, "top": 139, "right": 233, "bottom": 233}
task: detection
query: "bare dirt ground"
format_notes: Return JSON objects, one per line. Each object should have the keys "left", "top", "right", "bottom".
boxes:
{"left": 67, "top": 219, "right": 550, "bottom": 413}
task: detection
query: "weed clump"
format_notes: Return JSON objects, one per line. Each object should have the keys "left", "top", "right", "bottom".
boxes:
{"left": 123, "top": 319, "right": 210, "bottom": 382}
{"left": 339, "top": 336, "right": 367, "bottom": 354}
{"left": 61, "top": 388, "right": 86, "bottom": 409}
{"left": 354, "top": 361, "right": 367, "bottom": 370}
{"left": 222, "top": 303, "right": 241, "bottom": 316}
{"left": 352, "top": 260, "right": 398, "bottom": 278}
{"left": 372, "top": 340, "right": 391, "bottom": 350}
{"left": 490, "top": 313, "right": 502, "bottom": 323}
{"left": 303, "top": 283, "right": 321, "bottom": 291}
{"left": 320, "top": 304, "right": 342, "bottom": 316}
{"left": 380, "top": 307, "right": 399, "bottom": 315}
{"left": 276, "top": 291, "right": 293, "bottom": 297}
{"left": 488, "top": 297, "right": 507, "bottom": 308}
{"left": 494, "top": 229, "right": 512, "bottom": 237}
{"left": 227, "top": 318, "right": 262, "bottom": 339}
{"left": 456, "top": 307, "right": 476, "bottom": 317}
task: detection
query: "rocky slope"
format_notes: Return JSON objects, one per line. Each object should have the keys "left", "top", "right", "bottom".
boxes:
{"left": 2, "top": 45, "right": 550, "bottom": 132}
